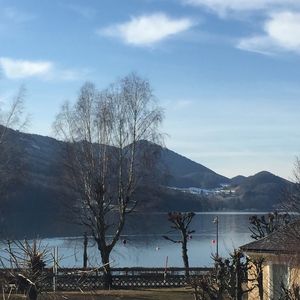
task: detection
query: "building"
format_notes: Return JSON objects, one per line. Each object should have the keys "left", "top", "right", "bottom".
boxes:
{"left": 240, "top": 220, "right": 300, "bottom": 300}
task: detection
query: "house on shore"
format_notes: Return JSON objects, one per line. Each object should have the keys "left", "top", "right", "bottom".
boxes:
{"left": 240, "top": 220, "right": 300, "bottom": 300}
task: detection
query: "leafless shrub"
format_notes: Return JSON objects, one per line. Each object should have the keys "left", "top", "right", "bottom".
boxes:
{"left": 0, "top": 239, "right": 50, "bottom": 300}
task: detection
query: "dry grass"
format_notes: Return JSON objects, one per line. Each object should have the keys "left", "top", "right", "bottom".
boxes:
{"left": 4, "top": 288, "right": 193, "bottom": 300}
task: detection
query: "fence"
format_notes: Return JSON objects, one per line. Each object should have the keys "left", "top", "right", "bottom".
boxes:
{"left": 0, "top": 267, "right": 212, "bottom": 291}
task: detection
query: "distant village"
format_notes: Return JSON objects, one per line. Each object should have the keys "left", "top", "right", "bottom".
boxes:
{"left": 168, "top": 184, "right": 236, "bottom": 197}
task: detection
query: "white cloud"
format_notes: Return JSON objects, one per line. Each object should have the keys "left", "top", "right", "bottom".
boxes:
{"left": 0, "top": 58, "right": 53, "bottom": 79}
{"left": 99, "top": 13, "right": 194, "bottom": 46}
{"left": 266, "top": 12, "right": 300, "bottom": 51}
{"left": 182, "top": 0, "right": 297, "bottom": 15}
{"left": 0, "top": 57, "right": 88, "bottom": 81}
{"left": 237, "top": 12, "right": 300, "bottom": 55}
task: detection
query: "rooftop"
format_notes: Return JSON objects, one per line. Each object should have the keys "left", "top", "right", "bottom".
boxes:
{"left": 240, "top": 219, "right": 300, "bottom": 254}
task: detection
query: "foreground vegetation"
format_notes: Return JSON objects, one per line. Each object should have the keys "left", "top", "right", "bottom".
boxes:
{"left": 4, "top": 288, "right": 193, "bottom": 300}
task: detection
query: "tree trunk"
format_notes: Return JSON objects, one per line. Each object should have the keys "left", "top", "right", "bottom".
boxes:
{"left": 182, "top": 237, "right": 189, "bottom": 279}
{"left": 83, "top": 233, "right": 88, "bottom": 269}
{"left": 257, "top": 268, "right": 263, "bottom": 300}
{"left": 101, "top": 248, "right": 112, "bottom": 289}
{"left": 235, "top": 255, "right": 242, "bottom": 300}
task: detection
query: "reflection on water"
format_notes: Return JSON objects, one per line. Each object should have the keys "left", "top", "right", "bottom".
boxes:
{"left": 3, "top": 212, "right": 265, "bottom": 268}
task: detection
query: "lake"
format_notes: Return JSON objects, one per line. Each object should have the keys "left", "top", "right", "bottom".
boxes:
{"left": 34, "top": 212, "right": 263, "bottom": 268}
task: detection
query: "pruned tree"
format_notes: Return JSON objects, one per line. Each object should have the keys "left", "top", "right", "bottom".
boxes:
{"left": 246, "top": 211, "right": 292, "bottom": 299}
{"left": 192, "top": 250, "right": 257, "bottom": 300}
{"left": 53, "top": 73, "right": 163, "bottom": 288}
{"left": 163, "top": 212, "right": 195, "bottom": 278}
{"left": 247, "top": 210, "right": 300, "bottom": 300}
{"left": 248, "top": 211, "right": 290, "bottom": 240}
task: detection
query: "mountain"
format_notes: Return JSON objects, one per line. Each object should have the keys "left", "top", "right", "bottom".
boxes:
{"left": 231, "top": 175, "right": 247, "bottom": 186}
{"left": 134, "top": 140, "right": 230, "bottom": 189}
{"left": 158, "top": 147, "right": 230, "bottom": 189}
{"left": 0, "top": 128, "right": 77, "bottom": 238}
{"left": 234, "top": 171, "right": 291, "bottom": 210}
{"left": 0, "top": 128, "right": 294, "bottom": 237}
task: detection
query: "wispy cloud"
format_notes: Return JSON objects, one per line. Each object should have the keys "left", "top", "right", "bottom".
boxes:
{"left": 174, "top": 100, "right": 193, "bottom": 109}
{"left": 3, "top": 7, "right": 35, "bottom": 23}
{"left": 163, "top": 99, "right": 194, "bottom": 111}
{"left": 64, "top": 4, "right": 96, "bottom": 19}
{"left": 99, "top": 13, "right": 194, "bottom": 46}
{"left": 181, "top": 0, "right": 297, "bottom": 15}
{"left": 58, "top": 69, "right": 90, "bottom": 81}
{"left": 0, "top": 57, "right": 88, "bottom": 81}
{"left": 173, "top": 100, "right": 194, "bottom": 110}
{"left": 237, "top": 11, "right": 300, "bottom": 55}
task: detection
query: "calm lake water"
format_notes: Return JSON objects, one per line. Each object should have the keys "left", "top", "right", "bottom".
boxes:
{"left": 34, "top": 212, "right": 264, "bottom": 268}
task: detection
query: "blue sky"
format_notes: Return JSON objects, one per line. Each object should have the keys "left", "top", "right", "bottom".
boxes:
{"left": 1, "top": 0, "right": 300, "bottom": 180}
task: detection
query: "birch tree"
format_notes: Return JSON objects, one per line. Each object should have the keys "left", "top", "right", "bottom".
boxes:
{"left": 54, "top": 73, "right": 163, "bottom": 288}
{"left": 0, "top": 87, "right": 27, "bottom": 220}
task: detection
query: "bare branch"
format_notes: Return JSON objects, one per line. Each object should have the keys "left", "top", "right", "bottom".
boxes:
{"left": 53, "top": 73, "right": 163, "bottom": 289}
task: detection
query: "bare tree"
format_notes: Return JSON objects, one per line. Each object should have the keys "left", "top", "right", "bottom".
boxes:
{"left": 248, "top": 256, "right": 265, "bottom": 300}
{"left": 0, "top": 87, "right": 28, "bottom": 231}
{"left": 0, "top": 239, "right": 49, "bottom": 300}
{"left": 249, "top": 211, "right": 291, "bottom": 240}
{"left": 265, "top": 158, "right": 300, "bottom": 244}
{"left": 192, "top": 250, "right": 257, "bottom": 300}
{"left": 163, "top": 212, "right": 195, "bottom": 278}
{"left": 282, "top": 158, "right": 300, "bottom": 216}
{"left": 0, "top": 86, "right": 28, "bottom": 139}
{"left": 54, "top": 73, "right": 163, "bottom": 288}
{"left": 279, "top": 283, "right": 300, "bottom": 300}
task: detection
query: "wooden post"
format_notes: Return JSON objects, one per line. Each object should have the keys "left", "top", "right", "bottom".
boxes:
{"left": 164, "top": 256, "right": 168, "bottom": 281}
{"left": 52, "top": 246, "right": 58, "bottom": 292}
{"left": 83, "top": 232, "right": 88, "bottom": 269}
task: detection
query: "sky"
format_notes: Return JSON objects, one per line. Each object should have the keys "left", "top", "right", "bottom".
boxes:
{"left": 1, "top": 0, "right": 300, "bottom": 180}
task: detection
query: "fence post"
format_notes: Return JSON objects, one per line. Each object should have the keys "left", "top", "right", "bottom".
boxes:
{"left": 83, "top": 233, "right": 88, "bottom": 269}
{"left": 53, "top": 246, "right": 58, "bottom": 292}
{"left": 164, "top": 256, "right": 168, "bottom": 282}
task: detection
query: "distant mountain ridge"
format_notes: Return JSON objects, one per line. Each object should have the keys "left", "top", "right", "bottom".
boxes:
{"left": 233, "top": 171, "right": 291, "bottom": 210}
{"left": 231, "top": 175, "right": 247, "bottom": 186}
{"left": 0, "top": 128, "right": 293, "bottom": 237}
{"left": 158, "top": 147, "right": 230, "bottom": 189}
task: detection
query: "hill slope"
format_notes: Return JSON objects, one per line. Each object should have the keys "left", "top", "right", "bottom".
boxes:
{"left": 235, "top": 171, "right": 291, "bottom": 209}
{"left": 0, "top": 128, "right": 293, "bottom": 237}
{"left": 159, "top": 147, "right": 230, "bottom": 188}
